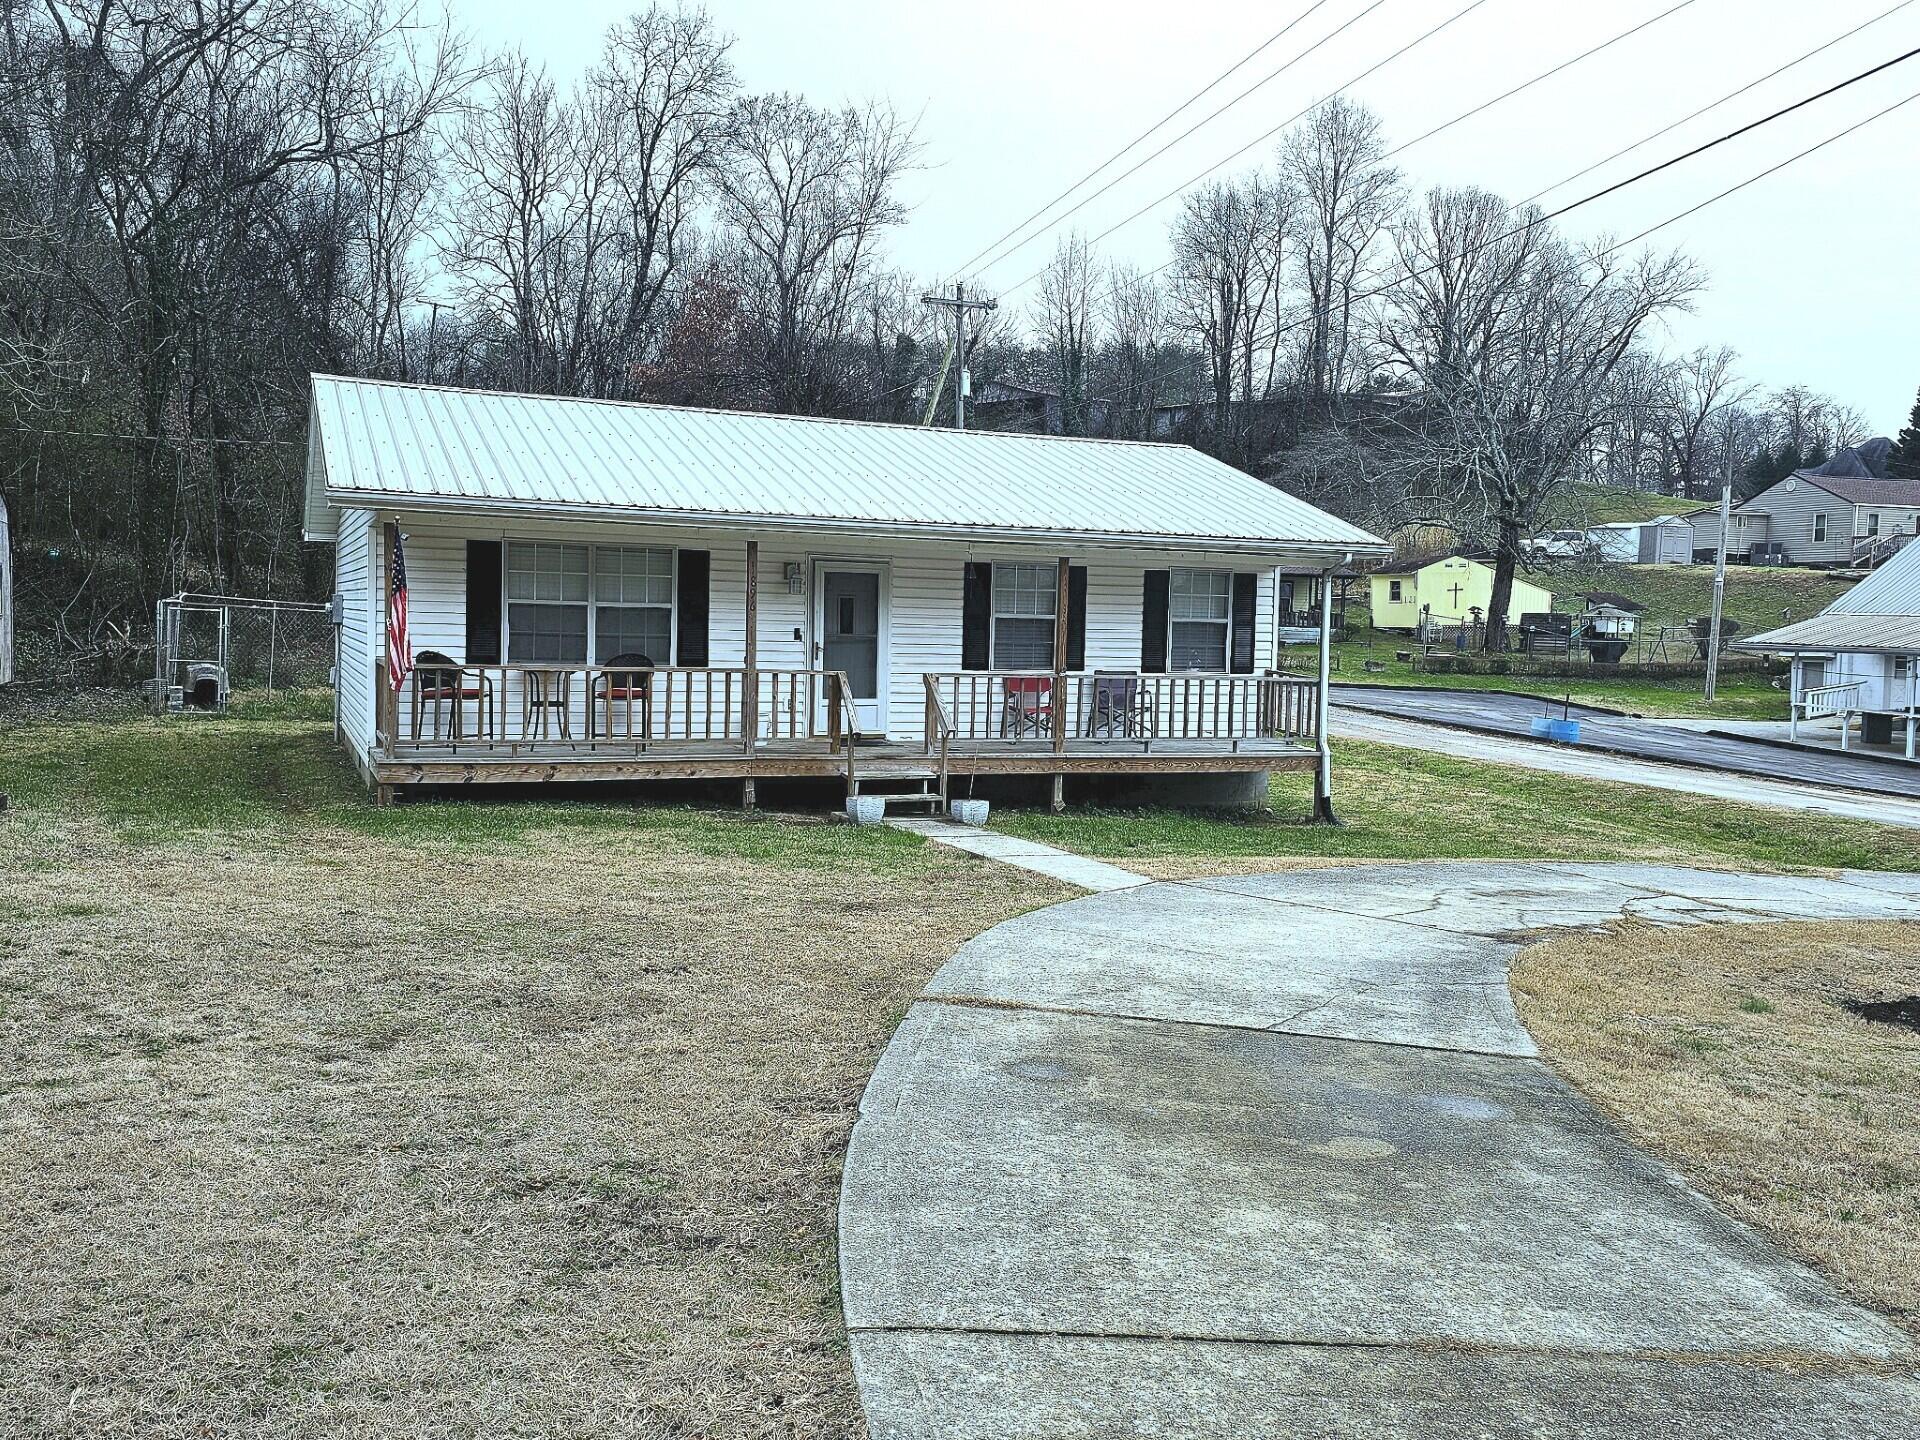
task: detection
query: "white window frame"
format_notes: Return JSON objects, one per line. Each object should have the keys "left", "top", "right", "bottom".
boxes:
{"left": 1388, "top": 579, "right": 1404, "bottom": 603}
{"left": 1812, "top": 513, "right": 1827, "bottom": 544}
{"left": 1168, "top": 567, "right": 1233, "bottom": 673}
{"left": 989, "top": 561, "right": 1059, "bottom": 671}
{"left": 503, "top": 540, "right": 677, "bottom": 666}
{"left": 1866, "top": 511, "right": 1881, "bottom": 537}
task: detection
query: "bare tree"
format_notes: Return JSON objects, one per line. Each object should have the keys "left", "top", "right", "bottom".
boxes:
{"left": 1380, "top": 199, "right": 1700, "bottom": 645}
{"left": 716, "top": 93, "right": 920, "bottom": 413}
{"left": 1033, "top": 233, "right": 1096, "bottom": 435}
{"left": 1102, "top": 261, "right": 1171, "bottom": 440}
{"left": 1664, "top": 345, "right": 1753, "bottom": 499}
{"left": 1283, "top": 97, "right": 1400, "bottom": 406}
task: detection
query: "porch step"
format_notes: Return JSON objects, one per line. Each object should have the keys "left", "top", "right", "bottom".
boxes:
{"left": 855, "top": 764, "right": 939, "bottom": 783}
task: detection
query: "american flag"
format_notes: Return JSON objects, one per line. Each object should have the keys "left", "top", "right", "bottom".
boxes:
{"left": 387, "top": 528, "right": 410, "bottom": 691}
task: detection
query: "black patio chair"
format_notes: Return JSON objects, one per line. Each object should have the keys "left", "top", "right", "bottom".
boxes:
{"left": 411, "top": 649, "right": 494, "bottom": 740}
{"left": 590, "top": 652, "right": 656, "bottom": 740}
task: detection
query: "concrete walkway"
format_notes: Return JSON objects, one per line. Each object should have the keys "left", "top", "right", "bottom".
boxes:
{"left": 840, "top": 862, "right": 1920, "bottom": 1438}
{"left": 886, "top": 816, "right": 1149, "bottom": 891}
{"left": 1334, "top": 706, "right": 1920, "bottom": 830}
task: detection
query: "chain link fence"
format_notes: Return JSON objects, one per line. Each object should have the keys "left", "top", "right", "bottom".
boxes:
{"left": 152, "top": 593, "right": 334, "bottom": 711}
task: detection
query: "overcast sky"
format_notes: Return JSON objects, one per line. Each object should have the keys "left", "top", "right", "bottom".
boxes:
{"left": 447, "top": 0, "right": 1920, "bottom": 431}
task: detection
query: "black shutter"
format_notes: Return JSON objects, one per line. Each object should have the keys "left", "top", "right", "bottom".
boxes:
{"left": 1230, "top": 572, "right": 1258, "bottom": 673}
{"left": 466, "top": 540, "right": 503, "bottom": 664}
{"left": 1066, "top": 565, "right": 1088, "bottom": 670}
{"left": 962, "top": 562, "right": 991, "bottom": 670}
{"left": 1141, "top": 570, "right": 1170, "bottom": 673}
{"left": 676, "top": 549, "right": 710, "bottom": 666}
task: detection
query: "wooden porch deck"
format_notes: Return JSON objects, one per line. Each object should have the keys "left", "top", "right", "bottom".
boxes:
{"left": 375, "top": 735, "right": 1316, "bottom": 788}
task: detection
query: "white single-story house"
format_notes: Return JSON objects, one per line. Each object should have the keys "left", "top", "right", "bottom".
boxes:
{"left": 1692, "top": 441, "right": 1920, "bottom": 567}
{"left": 304, "top": 376, "right": 1389, "bottom": 808}
{"left": 1738, "top": 540, "right": 1917, "bottom": 755}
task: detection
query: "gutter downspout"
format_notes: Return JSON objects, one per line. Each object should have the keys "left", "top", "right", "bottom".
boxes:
{"left": 1313, "top": 552, "right": 1351, "bottom": 824}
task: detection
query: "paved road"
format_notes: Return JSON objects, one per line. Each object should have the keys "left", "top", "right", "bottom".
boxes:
{"left": 840, "top": 863, "right": 1920, "bottom": 1439}
{"left": 1333, "top": 707, "right": 1920, "bottom": 831}
{"left": 1334, "top": 685, "right": 1920, "bottom": 799}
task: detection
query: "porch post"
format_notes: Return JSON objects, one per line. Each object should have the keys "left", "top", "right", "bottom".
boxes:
{"left": 1788, "top": 658, "right": 1801, "bottom": 741}
{"left": 743, "top": 539, "right": 759, "bottom": 809}
{"left": 1050, "top": 555, "right": 1070, "bottom": 813}
{"left": 1312, "top": 555, "right": 1343, "bottom": 824}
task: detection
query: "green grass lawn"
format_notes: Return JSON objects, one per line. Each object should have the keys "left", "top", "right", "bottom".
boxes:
{"left": 1551, "top": 483, "right": 1715, "bottom": 526}
{"left": 995, "top": 736, "right": 1920, "bottom": 878}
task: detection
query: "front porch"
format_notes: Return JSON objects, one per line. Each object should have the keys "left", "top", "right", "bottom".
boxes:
{"left": 371, "top": 663, "right": 1322, "bottom": 801}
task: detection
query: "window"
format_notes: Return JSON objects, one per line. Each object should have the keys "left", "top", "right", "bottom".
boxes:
{"left": 507, "top": 542, "right": 589, "bottom": 662}
{"left": 1812, "top": 513, "right": 1827, "bottom": 544}
{"left": 1169, "top": 568, "right": 1231, "bottom": 671}
{"left": 1388, "top": 579, "right": 1404, "bottom": 603}
{"left": 1867, "top": 512, "right": 1881, "bottom": 537}
{"left": 593, "top": 546, "right": 674, "bottom": 663}
{"left": 506, "top": 542, "right": 672, "bottom": 664}
{"left": 991, "top": 563, "right": 1056, "bottom": 669}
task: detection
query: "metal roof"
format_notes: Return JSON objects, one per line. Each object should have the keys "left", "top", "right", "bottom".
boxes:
{"left": 1741, "top": 537, "right": 1920, "bottom": 652}
{"left": 1736, "top": 613, "right": 1920, "bottom": 654}
{"left": 305, "top": 375, "right": 1386, "bottom": 554}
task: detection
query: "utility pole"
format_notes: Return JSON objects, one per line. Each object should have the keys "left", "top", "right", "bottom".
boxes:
{"left": 920, "top": 282, "right": 996, "bottom": 429}
{"left": 424, "top": 300, "right": 455, "bottom": 383}
{"left": 1704, "top": 450, "right": 1733, "bottom": 702}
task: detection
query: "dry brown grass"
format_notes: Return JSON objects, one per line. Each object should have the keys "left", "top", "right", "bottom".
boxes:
{"left": 1512, "top": 921, "right": 1920, "bottom": 1334}
{"left": 0, "top": 772, "right": 1063, "bottom": 1438}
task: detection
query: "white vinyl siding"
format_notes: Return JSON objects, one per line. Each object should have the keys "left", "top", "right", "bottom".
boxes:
{"left": 332, "top": 508, "right": 377, "bottom": 763}
{"left": 991, "top": 562, "right": 1057, "bottom": 669}
{"left": 348, "top": 516, "right": 1289, "bottom": 743}
{"left": 1168, "top": 568, "right": 1231, "bottom": 671}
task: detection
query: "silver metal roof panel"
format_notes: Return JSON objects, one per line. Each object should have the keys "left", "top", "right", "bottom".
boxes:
{"left": 306, "top": 375, "right": 1387, "bottom": 554}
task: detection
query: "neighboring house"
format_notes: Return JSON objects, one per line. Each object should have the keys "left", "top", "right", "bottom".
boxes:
{"left": 304, "top": 376, "right": 1388, "bottom": 806}
{"left": 1691, "top": 440, "right": 1920, "bottom": 566}
{"left": 1585, "top": 515, "right": 1695, "bottom": 564}
{"left": 1738, "top": 538, "right": 1920, "bottom": 756}
{"left": 1368, "top": 554, "right": 1554, "bottom": 631}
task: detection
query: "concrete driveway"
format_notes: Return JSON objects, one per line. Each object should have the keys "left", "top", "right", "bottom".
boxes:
{"left": 1334, "top": 685, "right": 1920, "bottom": 798}
{"left": 840, "top": 863, "right": 1920, "bottom": 1438}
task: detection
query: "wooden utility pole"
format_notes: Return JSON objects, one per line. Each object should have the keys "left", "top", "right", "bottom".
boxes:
{"left": 920, "top": 283, "right": 997, "bottom": 429}
{"left": 1705, "top": 454, "right": 1733, "bottom": 702}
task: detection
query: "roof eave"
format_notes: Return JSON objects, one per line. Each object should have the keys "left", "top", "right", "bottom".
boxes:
{"left": 323, "top": 486, "right": 1391, "bottom": 558}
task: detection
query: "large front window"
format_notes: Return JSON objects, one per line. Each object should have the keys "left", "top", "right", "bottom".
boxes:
{"left": 991, "top": 563, "right": 1057, "bottom": 669}
{"left": 1169, "top": 568, "right": 1231, "bottom": 670}
{"left": 506, "top": 542, "right": 673, "bottom": 664}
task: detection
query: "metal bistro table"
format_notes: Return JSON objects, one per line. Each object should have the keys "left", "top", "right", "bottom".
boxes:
{"left": 520, "top": 666, "right": 575, "bottom": 741}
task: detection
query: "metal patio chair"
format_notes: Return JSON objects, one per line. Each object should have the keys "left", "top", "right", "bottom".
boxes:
{"left": 589, "top": 652, "right": 656, "bottom": 741}
{"left": 1084, "top": 671, "right": 1151, "bottom": 738}
{"left": 411, "top": 650, "right": 494, "bottom": 740}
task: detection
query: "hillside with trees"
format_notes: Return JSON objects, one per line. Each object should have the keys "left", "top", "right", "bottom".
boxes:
{"left": 0, "top": 0, "right": 1894, "bottom": 676}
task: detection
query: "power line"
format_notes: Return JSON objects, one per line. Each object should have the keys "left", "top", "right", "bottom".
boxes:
{"left": 969, "top": 0, "right": 1430, "bottom": 283}
{"left": 1094, "top": 51, "right": 1920, "bottom": 415}
{"left": 989, "top": 0, "right": 1496, "bottom": 299}
{"left": 1379, "top": 0, "right": 1701, "bottom": 161}
{"left": 1520, "top": 0, "right": 1919, "bottom": 206}
{"left": 947, "top": 0, "right": 1347, "bottom": 281}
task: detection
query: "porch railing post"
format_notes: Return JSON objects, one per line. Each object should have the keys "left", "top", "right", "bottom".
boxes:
{"left": 1050, "top": 556, "right": 1070, "bottom": 813}
{"left": 743, "top": 540, "right": 759, "bottom": 754}
{"left": 1312, "top": 554, "right": 1343, "bottom": 824}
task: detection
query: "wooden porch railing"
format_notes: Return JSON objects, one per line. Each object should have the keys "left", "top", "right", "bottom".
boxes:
{"left": 384, "top": 663, "right": 852, "bottom": 755}
{"left": 921, "top": 670, "right": 1319, "bottom": 749}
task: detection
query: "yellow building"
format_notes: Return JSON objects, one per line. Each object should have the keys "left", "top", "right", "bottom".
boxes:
{"left": 1368, "top": 554, "right": 1554, "bottom": 631}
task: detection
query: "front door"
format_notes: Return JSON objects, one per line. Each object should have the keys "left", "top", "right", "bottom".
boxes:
{"left": 816, "top": 564, "right": 887, "bottom": 734}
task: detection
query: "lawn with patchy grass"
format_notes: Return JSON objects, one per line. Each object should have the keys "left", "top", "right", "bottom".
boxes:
{"left": 1512, "top": 921, "right": 1920, "bottom": 1335}
{"left": 994, "top": 738, "right": 1920, "bottom": 878}
{"left": 1549, "top": 483, "right": 1715, "bottom": 526}
{"left": 0, "top": 708, "right": 1064, "bottom": 1437}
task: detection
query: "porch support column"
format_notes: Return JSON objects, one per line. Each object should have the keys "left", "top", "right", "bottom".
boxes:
{"left": 1789, "top": 658, "right": 1802, "bottom": 741}
{"left": 1051, "top": 555, "right": 1070, "bottom": 813}
{"left": 743, "top": 539, "right": 759, "bottom": 810}
{"left": 1311, "top": 553, "right": 1346, "bottom": 825}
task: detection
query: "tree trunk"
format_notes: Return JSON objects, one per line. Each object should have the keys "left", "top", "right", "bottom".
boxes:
{"left": 1482, "top": 515, "right": 1523, "bottom": 652}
